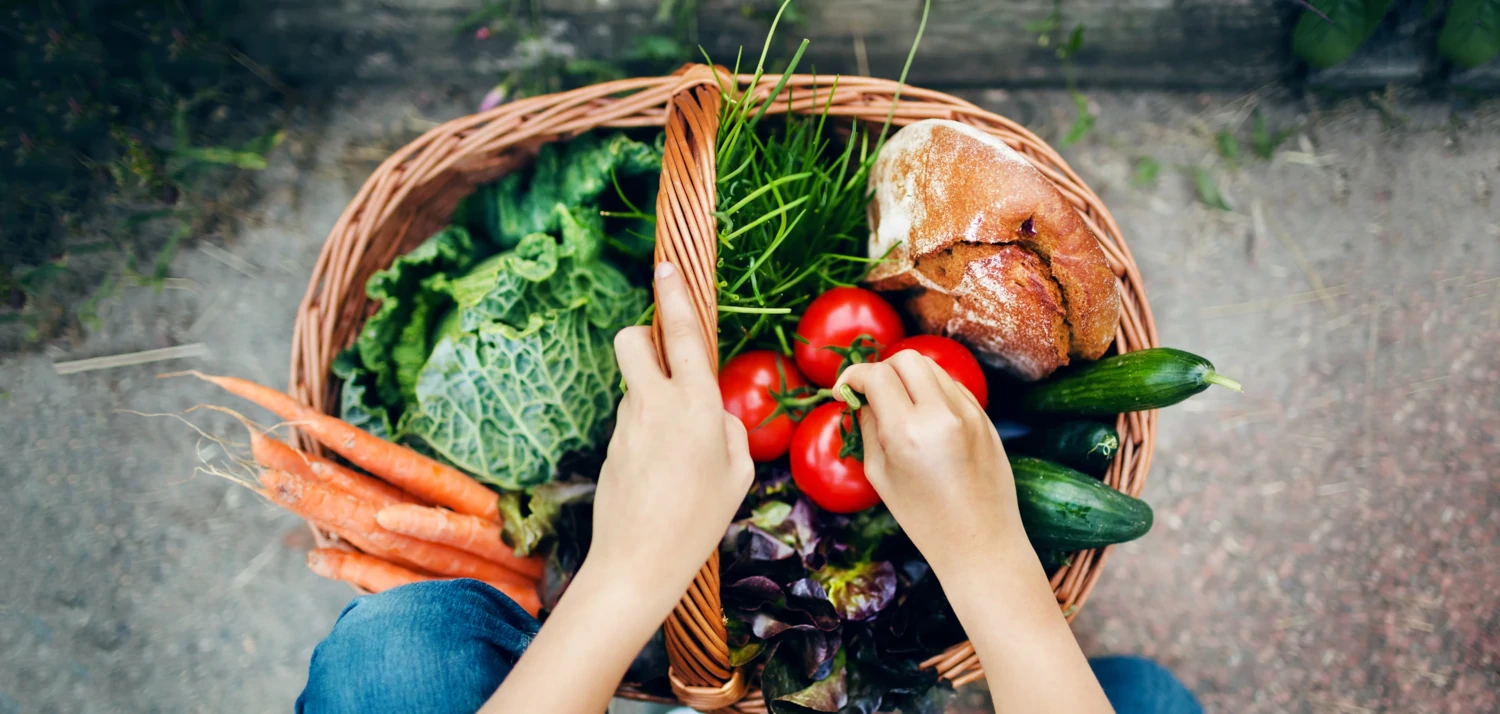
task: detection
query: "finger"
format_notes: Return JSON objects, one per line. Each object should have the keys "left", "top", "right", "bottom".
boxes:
{"left": 923, "top": 358, "right": 983, "bottom": 414}
{"left": 834, "top": 362, "right": 914, "bottom": 420}
{"left": 882, "top": 350, "right": 944, "bottom": 404}
{"left": 653, "top": 262, "right": 713, "bottom": 381}
{"left": 853, "top": 406, "right": 887, "bottom": 489}
{"left": 605, "top": 391, "right": 636, "bottom": 457}
{"left": 722, "top": 413, "right": 755, "bottom": 489}
{"left": 614, "top": 326, "right": 664, "bottom": 390}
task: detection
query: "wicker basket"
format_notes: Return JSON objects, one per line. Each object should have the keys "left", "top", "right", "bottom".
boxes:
{"left": 288, "top": 64, "right": 1159, "bottom": 712}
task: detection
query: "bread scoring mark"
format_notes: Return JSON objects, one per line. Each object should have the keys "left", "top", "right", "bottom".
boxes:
{"left": 947, "top": 248, "right": 1067, "bottom": 380}
{"left": 1005, "top": 233, "right": 1073, "bottom": 360}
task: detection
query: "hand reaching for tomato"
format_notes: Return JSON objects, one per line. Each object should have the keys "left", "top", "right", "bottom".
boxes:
{"left": 832, "top": 350, "right": 1024, "bottom": 574}
{"left": 881, "top": 334, "right": 989, "bottom": 409}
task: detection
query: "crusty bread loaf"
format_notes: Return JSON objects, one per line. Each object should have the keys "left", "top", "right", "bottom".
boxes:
{"left": 865, "top": 119, "right": 1120, "bottom": 381}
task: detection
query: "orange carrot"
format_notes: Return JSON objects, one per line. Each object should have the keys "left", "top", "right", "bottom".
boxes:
{"left": 307, "top": 549, "right": 424, "bottom": 593}
{"left": 306, "top": 549, "right": 542, "bottom": 613}
{"left": 249, "top": 428, "right": 417, "bottom": 508}
{"left": 316, "top": 523, "right": 424, "bottom": 573}
{"left": 189, "top": 372, "right": 500, "bottom": 521}
{"left": 259, "top": 469, "right": 531, "bottom": 590}
{"left": 482, "top": 577, "right": 542, "bottom": 616}
{"left": 376, "top": 504, "right": 544, "bottom": 580}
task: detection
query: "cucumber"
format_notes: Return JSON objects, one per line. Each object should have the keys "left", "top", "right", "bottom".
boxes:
{"left": 1014, "top": 420, "right": 1119, "bottom": 475}
{"left": 1022, "top": 347, "right": 1241, "bottom": 416}
{"left": 1011, "top": 456, "right": 1153, "bottom": 551}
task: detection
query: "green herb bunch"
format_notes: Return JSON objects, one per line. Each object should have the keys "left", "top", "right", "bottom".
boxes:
{"left": 700, "top": 0, "right": 927, "bottom": 362}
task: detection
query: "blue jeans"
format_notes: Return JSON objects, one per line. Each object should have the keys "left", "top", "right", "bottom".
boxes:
{"left": 298, "top": 579, "right": 1201, "bottom": 714}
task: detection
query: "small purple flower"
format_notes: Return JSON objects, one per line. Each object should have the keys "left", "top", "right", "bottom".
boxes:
{"left": 478, "top": 85, "right": 508, "bottom": 112}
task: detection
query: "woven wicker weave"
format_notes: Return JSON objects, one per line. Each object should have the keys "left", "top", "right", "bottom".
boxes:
{"left": 288, "top": 64, "right": 1159, "bottom": 712}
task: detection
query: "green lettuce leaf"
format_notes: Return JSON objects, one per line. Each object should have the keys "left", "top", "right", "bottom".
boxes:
{"left": 445, "top": 207, "right": 644, "bottom": 337}
{"left": 332, "top": 347, "right": 393, "bottom": 440}
{"left": 460, "top": 133, "right": 661, "bottom": 251}
{"left": 498, "top": 479, "right": 597, "bottom": 557}
{"left": 403, "top": 306, "right": 624, "bottom": 489}
{"left": 398, "top": 211, "right": 646, "bottom": 489}
{"left": 356, "top": 225, "right": 477, "bottom": 413}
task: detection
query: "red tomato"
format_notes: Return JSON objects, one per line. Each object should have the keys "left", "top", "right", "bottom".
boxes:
{"left": 793, "top": 287, "right": 907, "bottom": 387}
{"left": 720, "top": 351, "right": 809, "bottom": 462}
{"left": 789, "top": 402, "right": 881, "bottom": 513}
{"left": 881, "top": 335, "right": 990, "bottom": 409}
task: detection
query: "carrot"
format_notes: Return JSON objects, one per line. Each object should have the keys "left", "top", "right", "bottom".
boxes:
{"left": 307, "top": 549, "right": 425, "bottom": 593}
{"left": 252, "top": 430, "right": 417, "bottom": 508}
{"left": 259, "top": 469, "right": 532, "bottom": 590}
{"left": 316, "top": 523, "right": 424, "bottom": 573}
{"left": 376, "top": 504, "right": 544, "bottom": 580}
{"left": 202, "top": 404, "right": 420, "bottom": 508}
{"left": 187, "top": 372, "right": 500, "bottom": 521}
{"left": 482, "top": 577, "right": 543, "bottom": 616}
{"left": 306, "top": 549, "right": 542, "bottom": 614}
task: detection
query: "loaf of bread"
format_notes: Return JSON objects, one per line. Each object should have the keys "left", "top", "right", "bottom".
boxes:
{"left": 865, "top": 119, "right": 1121, "bottom": 381}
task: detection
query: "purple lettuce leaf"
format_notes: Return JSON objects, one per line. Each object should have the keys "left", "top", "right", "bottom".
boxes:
{"left": 725, "top": 575, "right": 787, "bottom": 611}
{"left": 785, "top": 578, "right": 842, "bottom": 631}
{"left": 838, "top": 629, "right": 944, "bottom": 714}
{"left": 812, "top": 561, "right": 898, "bottom": 622}
{"left": 761, "top": 646, "right": 849, "bottom": 714}
{"left": 723, "top": 498, "right": 824, "bottom": 567}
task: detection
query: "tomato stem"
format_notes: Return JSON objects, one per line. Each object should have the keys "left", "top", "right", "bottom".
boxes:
{"left": 836, "top": 383, "right": 863, "bottom": 410}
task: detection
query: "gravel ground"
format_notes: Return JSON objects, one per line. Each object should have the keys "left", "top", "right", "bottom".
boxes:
{"left": 2, "top": 86, "right": 1496, "bottom": 714}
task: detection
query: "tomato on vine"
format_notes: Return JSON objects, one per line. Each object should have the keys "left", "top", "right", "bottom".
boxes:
{"left": 881, "top": 334, "right": 990, "bottom": 409}
{"left": 719, "top": 351, "right": 810, "bottom": 462}
{"left": 790, "top": 402, "right": 880, "bottom": 513}
{"left": 793, "top": 287, "right": 906, "bottom": 387}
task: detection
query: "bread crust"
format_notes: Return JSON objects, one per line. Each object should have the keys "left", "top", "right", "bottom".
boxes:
{"left": 865, "top": 119, "right": 1120, "bottom": 380}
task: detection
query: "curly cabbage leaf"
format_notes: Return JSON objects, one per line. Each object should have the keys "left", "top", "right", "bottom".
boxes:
{"left": 332, "top": 347, "right": 393, "bottom": 440}
{"left": 459, "top": 133, "right": 661, "bottom": 251}
{"left": 337, "top": 133, "right": 657, "bottom": 490}
{"left": 356, "top": 225, "right": 477, "bottom": 415}
{"left": 398, "top": 215, "right": 645, "bottom": 488}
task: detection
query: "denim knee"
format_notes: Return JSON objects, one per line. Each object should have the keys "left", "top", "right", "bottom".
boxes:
{"left": 1090, "top": 655, "right": 1202, "bottom": 714}
{"left": 297, "top": 579, "right": 540, "bottom": 714}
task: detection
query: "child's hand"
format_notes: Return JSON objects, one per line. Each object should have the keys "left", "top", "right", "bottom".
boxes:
{"left": 587, "top": 262, "right": 754, "bottom": 613}
{"left": 833, "top": 352, "right": 1025, "bottom": 574}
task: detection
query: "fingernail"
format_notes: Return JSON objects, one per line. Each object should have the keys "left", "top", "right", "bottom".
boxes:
{"left": 655, "top": 262, "right": 676, "bottom": 279}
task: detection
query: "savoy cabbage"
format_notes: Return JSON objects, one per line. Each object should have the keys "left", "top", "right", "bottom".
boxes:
{"left": 336, "top": 133, "right": 657, "bottom": 490}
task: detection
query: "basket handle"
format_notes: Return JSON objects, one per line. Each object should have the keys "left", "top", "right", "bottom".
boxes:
{"left": 650, "top": 66, "right": 748, "bottom": 711}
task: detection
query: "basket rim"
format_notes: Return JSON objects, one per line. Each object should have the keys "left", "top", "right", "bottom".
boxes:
{"left": 287, "top": 67, "right": 1159, "bottom": 712}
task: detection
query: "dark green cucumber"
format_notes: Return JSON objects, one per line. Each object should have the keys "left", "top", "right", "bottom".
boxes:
{"left": 1014, "top": 420, "right": 1120, "bottom": 475}
{"left": 1011, "top": 456, "right": 1153, "bottom": 551}
{"left": 1022, "top": 347, "right": 1241, "bottom": 416}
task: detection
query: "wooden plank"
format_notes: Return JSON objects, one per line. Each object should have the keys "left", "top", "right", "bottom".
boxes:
{"left": 234, "top": 0, "right": 1299, "bottom": 89}
{"left": 699, "top": 0, "right": 1296, "bottom": 88}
